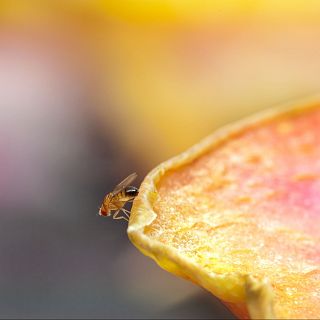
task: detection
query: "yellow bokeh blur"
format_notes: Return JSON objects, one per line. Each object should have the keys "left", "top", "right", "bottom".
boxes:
{"left": 3, "top": 0, "right": 320, "bottom": 165}
{"left": 96, "top": 0, "right": 320, "bottom": 163}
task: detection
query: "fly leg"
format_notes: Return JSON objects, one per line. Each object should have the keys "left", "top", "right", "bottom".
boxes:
{"left": 120, "top": 208, "right": 131, "bottom": 219}
{"left": 114, "top": 201, "right": 132, "bottom": 220}
{"left": 113, "top": 210, "right": 128, "bottom": 222}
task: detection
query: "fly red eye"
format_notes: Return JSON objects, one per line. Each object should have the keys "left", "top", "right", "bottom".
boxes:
{"left": 99, "top": 207, "right": 108, "bottom": 217}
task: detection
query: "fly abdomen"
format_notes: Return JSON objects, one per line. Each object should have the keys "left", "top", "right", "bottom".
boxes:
{"left": 125, "top": 186, "right": 139, "bottom": 197}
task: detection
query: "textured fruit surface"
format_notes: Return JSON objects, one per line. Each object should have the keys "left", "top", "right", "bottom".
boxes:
{"left": 128, "top": 99, "right": 320, "bottom": 319}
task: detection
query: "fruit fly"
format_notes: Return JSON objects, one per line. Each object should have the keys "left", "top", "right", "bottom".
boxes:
{"left": 98, "top": 173, "right": 139, "bottom": 221}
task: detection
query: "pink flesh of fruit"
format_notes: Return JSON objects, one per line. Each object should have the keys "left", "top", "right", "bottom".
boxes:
{"left": 148, "top": 108, "right": 320, "bottom": 318}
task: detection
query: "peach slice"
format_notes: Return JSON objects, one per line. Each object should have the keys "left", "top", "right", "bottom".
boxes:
{"left": 128, "top": 98, "right": 320, "bottom": 319}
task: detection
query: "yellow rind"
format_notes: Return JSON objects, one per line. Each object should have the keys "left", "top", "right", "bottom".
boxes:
{"left": 245, "top": 275, "right": 275, "bottom": 319}
{"left": 127, "top": 95, "right": 320, "bottom": 319}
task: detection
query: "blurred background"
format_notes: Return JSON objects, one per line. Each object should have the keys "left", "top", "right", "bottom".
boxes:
{"left": 1, "top": 0, "right": 320, "bottom": 318}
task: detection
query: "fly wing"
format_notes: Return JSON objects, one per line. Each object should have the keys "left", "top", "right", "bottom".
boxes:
{"left": 112, "top": 172, "right": 138, "bottom": 195}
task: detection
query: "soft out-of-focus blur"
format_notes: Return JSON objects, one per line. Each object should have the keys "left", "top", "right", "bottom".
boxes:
{"left": 1, "top": 0, "right": 320, "bottom": 318}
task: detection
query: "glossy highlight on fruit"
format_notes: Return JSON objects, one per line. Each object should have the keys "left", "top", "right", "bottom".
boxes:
{"left": 128, "top": 97, "right": 320, "bottom": 319}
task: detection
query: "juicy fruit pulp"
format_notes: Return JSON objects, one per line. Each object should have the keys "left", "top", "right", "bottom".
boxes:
{"left": 128, "top": 100, "right": 320, "bottom": 319}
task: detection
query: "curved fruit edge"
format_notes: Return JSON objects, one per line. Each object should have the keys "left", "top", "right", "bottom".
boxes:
{"left": 127, "top": 95, "right": 320, "bottom": 319}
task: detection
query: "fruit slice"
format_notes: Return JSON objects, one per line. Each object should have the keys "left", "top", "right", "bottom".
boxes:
{"left": 128, "top": 97, "right": 320, "bottom": 319}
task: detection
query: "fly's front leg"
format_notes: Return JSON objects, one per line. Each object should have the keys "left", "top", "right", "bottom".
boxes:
{"left": 114, "top": 201, "right": 131, "bottom": 219}
{"left": 113, "top": 210, "right": 129, "bottom": 222}
{"left": 120, "top": 208, "right": 131, "bottom": 219}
